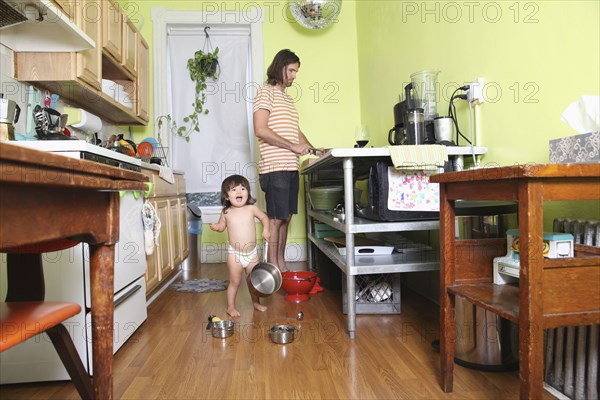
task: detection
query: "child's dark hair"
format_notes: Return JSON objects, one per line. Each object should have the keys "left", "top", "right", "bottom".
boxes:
{"left": 221, "top": 174, "right": 256, "bottom": 212}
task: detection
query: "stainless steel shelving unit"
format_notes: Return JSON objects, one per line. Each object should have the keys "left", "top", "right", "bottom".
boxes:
{"left": 301, "top": 146, "right": 487, "bottom": 338}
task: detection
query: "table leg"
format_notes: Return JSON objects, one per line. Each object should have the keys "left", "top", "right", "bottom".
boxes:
{"left": 518, "top": 182, "right": 545, "bottom": 399}
{"left": 342, "top": 157, "right": 356, "bottom": 339}
{"left": 89, "top": 243, "right": 115, "bottom": 400}
{"left": 439, "top": 186, "right": 456, "bottom": 392}
{"left": 346, "top": 274, "right": 356, "bottom": 339}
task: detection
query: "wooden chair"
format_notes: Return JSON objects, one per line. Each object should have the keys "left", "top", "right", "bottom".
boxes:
{"left": 1, "top": 249, "right": 93, "bottom": 400}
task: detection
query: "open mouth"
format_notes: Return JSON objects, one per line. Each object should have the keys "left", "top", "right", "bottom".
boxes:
{"left": 236, "top": 196, "right": 243, "bottom": 202}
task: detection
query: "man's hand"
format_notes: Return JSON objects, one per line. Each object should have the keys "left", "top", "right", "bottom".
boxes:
{"left": 291, "top": 142, "right": 313, "bottom": 156}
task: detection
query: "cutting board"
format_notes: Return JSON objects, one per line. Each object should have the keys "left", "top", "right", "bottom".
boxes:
{"left": 324, "top": 236, "right": 394, "bottom": 256}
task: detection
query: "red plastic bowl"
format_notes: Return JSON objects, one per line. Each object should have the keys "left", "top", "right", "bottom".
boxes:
{"left": 281, "top": 271, "right": 318, "bottom": 302}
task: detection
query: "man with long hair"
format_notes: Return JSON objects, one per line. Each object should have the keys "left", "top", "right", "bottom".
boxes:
{"left": 253, "top": 49, "right": 320, "bottom": 272}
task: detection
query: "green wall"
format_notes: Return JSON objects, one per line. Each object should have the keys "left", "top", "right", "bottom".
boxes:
{"left": 125, "top": 0, "right": 599, "bottom": 251}
{"left": 356, "top": 1, "right": 599, "bottom": 161}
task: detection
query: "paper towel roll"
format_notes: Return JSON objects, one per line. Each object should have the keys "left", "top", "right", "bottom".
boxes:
{"left": 66, "top": 108, "right": 102, "bottom": 132}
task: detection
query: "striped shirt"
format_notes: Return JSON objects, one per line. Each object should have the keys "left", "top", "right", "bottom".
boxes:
{"left": 253, "top": 85, "right": 300, "bottom": 174}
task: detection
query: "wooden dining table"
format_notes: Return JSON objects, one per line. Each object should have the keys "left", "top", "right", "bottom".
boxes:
{"left": 0, "top": 142, "right": 148, "bottom": 399}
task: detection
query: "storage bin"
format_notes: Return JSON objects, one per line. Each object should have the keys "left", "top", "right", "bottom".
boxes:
{"left": 342, "top": 273, "right": 401, "bottom": 314}
{"left": 314, "top": 223, "right": 344, "bottom": 239}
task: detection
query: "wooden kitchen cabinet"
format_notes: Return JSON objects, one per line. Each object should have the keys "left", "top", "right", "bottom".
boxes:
{"left": 136, "top": 35, "right": 149, "bottom": 121}
{"left": 75, "top": 0, "right": 102, "bottom": 90}
{"left": 13, "top": 0, "right": 148, "bottom": 125}
{"left": 102, "top": 0, "right": 122, "bottom": 64}
{"left": 171, "top": 198, "right": 189, "bottom": 267}
{"left": 155, "top": 198, "right": 173, "bottom": 280}
{"left": 143, "top": 167, "right": 189, "bottom": 296}
{"left": 122, "top": 18, "right": 137, "bottom": 76}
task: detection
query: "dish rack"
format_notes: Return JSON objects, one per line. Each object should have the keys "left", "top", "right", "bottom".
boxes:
{"left": 342, "top": 274, "right": 401, "bottom": 314}
{"left": 141, "top": 146, "right": 169, "bottom": 167}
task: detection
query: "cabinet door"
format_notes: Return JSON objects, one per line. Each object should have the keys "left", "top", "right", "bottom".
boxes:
{"left": 170, "top": 198, "right": 184, "bottom": 267}
{"left": 76, "top": 0, "right": 101, "bottom": 90}
{"left": 102, "top": 0, "right": 122, "bottom": 63}
{"left": 122, "top": 17, "right": 137, "bottom": 75}
{"left": 179, "top": 198, "right": 190, "bottom": 260}
{"left": 136, "top": 35, "right": 149, "bottom": 122}
{"left": 145, "top": 231, "right": 160, "bottom": 294}
{"left": 153, "top": 199, "right": 173, "bottom": 280}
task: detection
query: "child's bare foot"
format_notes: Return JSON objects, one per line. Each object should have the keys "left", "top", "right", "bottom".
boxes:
{"left": 253, "top": 302, "right": 267, "bottom": 312}
{"left": 227, "top": 308, "right": 241, "bottom": 318}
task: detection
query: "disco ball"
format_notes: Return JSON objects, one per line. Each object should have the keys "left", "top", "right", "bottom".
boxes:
{"left": 289, "top": 0, "right": 342, "bottom": 30}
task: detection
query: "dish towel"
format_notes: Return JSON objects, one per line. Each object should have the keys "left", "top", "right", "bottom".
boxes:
{"left": 142, "top": 200, "right": 161, "bottom": 255}
{"left": 158, "top": 165, "right": 175, "bottom": 184}
{"left": 387, "top": 145, "right": 448, "bottom": 170}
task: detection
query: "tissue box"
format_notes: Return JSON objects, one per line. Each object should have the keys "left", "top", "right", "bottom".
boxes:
{"left": 549, "top": 132, "right": 599, "bottom": 164}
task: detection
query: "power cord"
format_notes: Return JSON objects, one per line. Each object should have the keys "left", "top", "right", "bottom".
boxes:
{"left": 468, "top": 101, "right": 477, "bottom": 167}
{"left": 448, "top": 86, "right": 471, "bottom": 145}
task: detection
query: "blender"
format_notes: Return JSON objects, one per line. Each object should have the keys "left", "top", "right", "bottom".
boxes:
{"left": 410, "top": 70, "right": 440, "bottom": 144}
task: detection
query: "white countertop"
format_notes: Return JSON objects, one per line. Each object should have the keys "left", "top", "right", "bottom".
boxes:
{"left": 325, "top": 145, "right": 487, "bottom": 158}
{"left": 10, "top": 140, "right": 142, "bottom": 166}
{"left": 302, "top": 145, "right": 487, "bottom": 174}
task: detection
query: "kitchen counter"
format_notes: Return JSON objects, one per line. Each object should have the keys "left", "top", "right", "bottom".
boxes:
{"left": 301, "top": 145, "right": 488, "bottom": 338}
{"left": 9, "top": 139, "right": 142, "bottom": 167}
{"left": 302, "top": 145, "right": 487, "bottom": 175}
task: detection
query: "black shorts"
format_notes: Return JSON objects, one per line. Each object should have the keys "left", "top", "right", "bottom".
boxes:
{"left": 259, "top": 171, "right": 299, "bottom": 220}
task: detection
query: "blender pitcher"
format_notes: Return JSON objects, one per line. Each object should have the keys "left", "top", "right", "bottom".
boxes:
{"left": 410, "top": 70, "right": 440, "bottom": 119}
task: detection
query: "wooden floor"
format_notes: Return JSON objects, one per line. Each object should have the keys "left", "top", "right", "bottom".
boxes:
{"left": 0, "top": 262, "right": 556, "bottom": 399}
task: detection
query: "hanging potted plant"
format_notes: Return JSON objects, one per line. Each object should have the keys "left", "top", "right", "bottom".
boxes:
{"left": 157, "top": 46, "right": 220, "bottom": 142}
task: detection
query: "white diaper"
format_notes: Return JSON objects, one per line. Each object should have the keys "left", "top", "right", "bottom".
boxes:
{"left": 227, "top": 245, "right": 258, "bottom": 268}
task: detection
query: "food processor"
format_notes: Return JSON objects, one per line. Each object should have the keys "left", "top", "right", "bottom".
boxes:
{"left": 388, "top": 70, "right": 440, "bottom": 145}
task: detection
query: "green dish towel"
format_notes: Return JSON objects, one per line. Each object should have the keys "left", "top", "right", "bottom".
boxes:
{"left": 387, "top": 145, "right": 448, "bottom": 170}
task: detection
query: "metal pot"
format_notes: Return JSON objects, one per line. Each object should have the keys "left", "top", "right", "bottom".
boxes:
{"left": 0, "top": 94, "right": 20, "bottom": 141}
{"left": 270, "top": 324, "right": 295, "bottom": 344}
{"left": 211, "top": 320, "right": 234, "bottom": 338}
{"left": 249, "top": 243, "right": 282, "bottom": 296}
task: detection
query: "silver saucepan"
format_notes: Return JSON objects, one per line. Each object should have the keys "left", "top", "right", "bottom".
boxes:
{"left": 248, "top": 242, "right": 282, "bottom": 297}
{"left": 270, "top": 324, "right": 296, "bottom": 344}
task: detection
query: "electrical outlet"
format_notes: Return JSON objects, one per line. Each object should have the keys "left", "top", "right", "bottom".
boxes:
{"left": 467, "top": 77, "right": 485, "bottom": 104}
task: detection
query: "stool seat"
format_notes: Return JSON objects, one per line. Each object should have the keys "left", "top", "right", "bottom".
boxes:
{"left": 0, "top": 301, "right": 81, "bottom": 352}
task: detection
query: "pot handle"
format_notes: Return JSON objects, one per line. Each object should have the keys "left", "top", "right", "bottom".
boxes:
{"left": 388, "top": 126, "right": 398, "bottom": 145}
{"left": 262, "top": 241, "right": 269, "bottom": 264}
{"left": 14, "top": 104, "right": 21, "bottom": 124}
